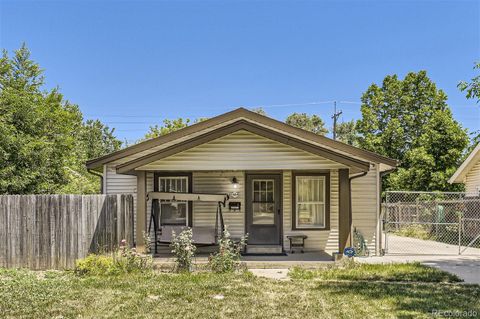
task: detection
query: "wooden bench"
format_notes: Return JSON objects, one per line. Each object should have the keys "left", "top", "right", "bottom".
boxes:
{"left": 286, "top": 235, "right": 308, "bottom": 253}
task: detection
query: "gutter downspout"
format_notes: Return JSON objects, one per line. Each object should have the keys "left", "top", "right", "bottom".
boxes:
{"left": 87, "top": 168, "right": 104, "bottom": 193}
{"left": 348, "top": 171, "right": 368, "bottom": 248}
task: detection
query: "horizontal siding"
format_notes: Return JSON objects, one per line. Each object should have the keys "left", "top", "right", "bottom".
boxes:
{"left": 465, "top": 160, "right": 480, "bottom": 196}
{"left": 351, "top": 165, "right": 378, "bottom": 254}
{"left": 283, "top": 170, "right": 339, "bottom": 254}
{"left": 105, "top": 165, "right": 137, "bottom": 194}
{"left": 138, "top": 130, "right": 347, "bottom": 171}
{"left": 111, "top": 120, "right": 240, "bottom": 165}
{"left": 192, "top": 172, "right": 245, "bottom": 238}
{"left": 105, "top": 165, "right": 138, "bottom": 241}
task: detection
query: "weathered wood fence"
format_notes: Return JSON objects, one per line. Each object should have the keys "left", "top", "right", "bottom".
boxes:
{"left": 0, "top": 194, "right": 134, "bottom": 270}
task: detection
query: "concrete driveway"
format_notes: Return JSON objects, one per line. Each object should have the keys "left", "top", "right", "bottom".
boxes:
{"left": 358, "top": 235, "right": 480, "bottom": 284}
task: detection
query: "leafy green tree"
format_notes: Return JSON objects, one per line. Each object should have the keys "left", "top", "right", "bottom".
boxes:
{"left": 357, "top": 71, "right": 469, "bottom": 191}
{"left": 143, "top": 118, "right": 191, "bottom": 140}
{"left": 0, "top": 44, "right": 121, "bottom": 194}
{"left": 0, "top": 45, "right": 82, "bottom": 193}
{"left": 79, "top": 119, "right": 122, "bottom": 160}
{"left": 285, "top": 113, "right": 328, "bottom": 135}
{"left": 336, "top": 120, "right": 358, "bottom": 145}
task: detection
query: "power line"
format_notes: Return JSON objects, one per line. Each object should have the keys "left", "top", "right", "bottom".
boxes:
{"left": 84, "top": 100, "right": 346, "bottom": 118}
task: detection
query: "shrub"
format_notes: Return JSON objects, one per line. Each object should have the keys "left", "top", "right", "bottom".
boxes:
{"left": 170, "top": 228, "right": 196, "bottom": 272}
{"left": 394, "top": 224, "right": 431, "bottom": 240}
{"left": 208, "top": 230, "right": 247, "bottom": 273}
{"left": 74, "top": 240, "right": 152, "bottom": 276}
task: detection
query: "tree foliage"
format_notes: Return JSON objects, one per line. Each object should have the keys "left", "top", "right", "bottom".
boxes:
{"left": 250, "top": 107, "right": 267, "bottom": 116}
{"left": 356, "top": 71, "right": 469, "bottom": 191}
{"left": 458, "top": 62, "right": 480, "bottom": 104}
{"left": 144, "top": 118, "right": 191, "bottom": 140}
{"left": 285, "top": 113, "right": 328, "bottom": 135}
{"left": 458, "top": 61, "right": 480, "bottom": 151}
{"left": 0, "top": 44, "right": 121, "bottom": 194}
{"left": 336, "top": 120, "right": 358, "bottom": 146}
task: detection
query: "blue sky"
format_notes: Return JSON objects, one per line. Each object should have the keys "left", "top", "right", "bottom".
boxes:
{"left": 1, "top": 0, "right": 479, "bottom": 143}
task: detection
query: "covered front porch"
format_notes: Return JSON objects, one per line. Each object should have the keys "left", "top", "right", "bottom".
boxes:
{"left": 135, "top": 168, "right": 355, "bottom": 258}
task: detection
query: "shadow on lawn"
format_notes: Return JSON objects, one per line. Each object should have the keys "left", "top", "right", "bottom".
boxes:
{"left": 314, "top": 281, "right": 480, "bottom": 318}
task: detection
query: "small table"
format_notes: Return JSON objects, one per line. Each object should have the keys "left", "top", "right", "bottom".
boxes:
{"left": 287, "top": 235, "right": 308, "bottom": 253}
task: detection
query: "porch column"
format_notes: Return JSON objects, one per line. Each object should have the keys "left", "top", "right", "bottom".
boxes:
{"left": 136, "top": 171, "right": 147, "bottom": 249}
{"left": 338, "top": 169, "right": 351, "bottom": 254}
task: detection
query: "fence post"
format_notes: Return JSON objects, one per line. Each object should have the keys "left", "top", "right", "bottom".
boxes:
{"left": 458, "top": 213, "right": 462, "bottom": 255}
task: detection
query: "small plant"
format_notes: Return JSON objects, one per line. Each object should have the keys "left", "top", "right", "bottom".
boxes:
{"left": 208, "top": 230, "right": 247, "bottom": 273}
{"left": 170, "top": 228, "right": 196, "bottom": 272}
{"left": 142, "top": 231, "right": 152, "bottom": 254}
{"left": 352, "top": 228, "right": 369, "bottom": 257}
{"left": 74, "top": 239, "right": 152, "bottom": 276}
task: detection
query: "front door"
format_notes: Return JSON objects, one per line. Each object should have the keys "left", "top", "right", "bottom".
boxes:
{"left": 246, "top": 174, "right": 282, "bottom": 245}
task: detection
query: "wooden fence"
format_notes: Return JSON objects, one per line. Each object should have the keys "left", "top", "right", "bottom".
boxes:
{"left": 0, "top": 194, "right": 134, "bottom": 270}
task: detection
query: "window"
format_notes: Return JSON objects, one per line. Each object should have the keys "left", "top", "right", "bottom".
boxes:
{"left": 294, "top": 175, "right": 328, "bottom": 229}
{"left": 252, "top": 179, "right": 275, "bottom": 224}
{"left": 158, "top": 176, "right": 189, "bottom": 226}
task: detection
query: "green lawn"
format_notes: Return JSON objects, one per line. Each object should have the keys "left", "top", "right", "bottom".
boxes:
{"left": 0, "top": 264, "right": 479, "bottom": 319}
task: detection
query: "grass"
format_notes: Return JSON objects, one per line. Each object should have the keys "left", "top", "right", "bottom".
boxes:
{"left": 288, "top": 261, "right": 462, "bottom": 282}
{"left": 393, "top": 224, "right": 432, "bottom": 240}
{"left": 0, "top": 264, "right": 479, "bottom": 319}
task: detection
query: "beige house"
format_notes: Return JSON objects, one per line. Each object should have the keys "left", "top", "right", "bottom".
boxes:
{"left": 449, "top": 143, "right": 480, "bottom": 196}
{"left": 86, "top": 108, "right": 397, "bottom": 257}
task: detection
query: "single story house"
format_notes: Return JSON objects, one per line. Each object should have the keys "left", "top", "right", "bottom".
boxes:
{"left": 86, "top": 108, "right": 397, "bottom": 256}
{"left": 449, "top": 142, "right": 480, "bottom": 196}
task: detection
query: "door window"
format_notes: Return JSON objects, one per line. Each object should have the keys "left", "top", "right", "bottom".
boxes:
{"left": 252, "top": 179, "right": 275, "bottom": 225}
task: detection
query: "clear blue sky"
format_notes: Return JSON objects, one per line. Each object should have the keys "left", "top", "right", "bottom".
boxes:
{"left": 1, "top": 0, "right": 479, "bottom": 143}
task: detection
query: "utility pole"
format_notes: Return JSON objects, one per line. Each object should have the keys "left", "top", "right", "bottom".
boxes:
{"left": 331, "top": 101, "right": 342, "bottom": 140}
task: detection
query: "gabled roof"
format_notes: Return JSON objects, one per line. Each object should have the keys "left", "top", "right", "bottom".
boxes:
{"left": 86, "top": 107, "right": 398, "bottom": 171}
{"left": 449, "top": 143, "right": 480, "bottom": 184}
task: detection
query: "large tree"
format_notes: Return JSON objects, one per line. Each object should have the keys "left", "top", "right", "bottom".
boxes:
{"left": 0, "top": 45, "right": 121, "bottom": 194}
{"left": 285, "top": 113, "right": 328, "bottom": 135}
{"left": 336, "top": 120, "right": 358, "bottom": 146}
{"left": 356, "top": 71, "right": 469, "bottom": 191}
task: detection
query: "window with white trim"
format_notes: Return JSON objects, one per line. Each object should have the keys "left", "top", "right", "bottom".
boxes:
{"left": 295, "top": 176, "right": 326, "bottom": 228}
{"left": 158, "top": 176, "right": 188, "bottom": 225}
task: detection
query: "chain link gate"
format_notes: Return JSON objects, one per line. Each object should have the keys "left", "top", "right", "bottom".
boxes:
{"left": 382, "top": 191, "right": 480, "bottom": 256}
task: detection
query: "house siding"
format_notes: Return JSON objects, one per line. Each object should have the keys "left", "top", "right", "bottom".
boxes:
{"left": 465, "top": 160, "right": 480, "bottom": 196}
{"left": 136, "top": 130, "right": 348, "bottom": 171}
{"left": 192, "top": 171, "right": 245, "bottom": 238}
{"left": 351, "top": 165, "right": 379, "bottom": 254}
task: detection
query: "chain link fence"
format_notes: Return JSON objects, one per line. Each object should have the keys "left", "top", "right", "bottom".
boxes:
{"left": 382, "top": 191, "right": 480, "bottom": 255}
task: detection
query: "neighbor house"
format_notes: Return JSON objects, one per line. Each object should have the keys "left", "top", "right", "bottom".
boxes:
{"left": 449, "top": 143, "right": 480, "bottom": 196}
{"left": 86, "top": 108, "right": 397, "bottom": 256}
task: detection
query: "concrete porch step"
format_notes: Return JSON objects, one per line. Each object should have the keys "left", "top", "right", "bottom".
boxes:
{"left": 245, "top": 245, "right": 283, "bottom": 254}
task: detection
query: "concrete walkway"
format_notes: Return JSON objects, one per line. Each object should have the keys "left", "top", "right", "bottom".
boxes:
{"left": 359, "top": 235, "right": 480, "bottom": 284}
